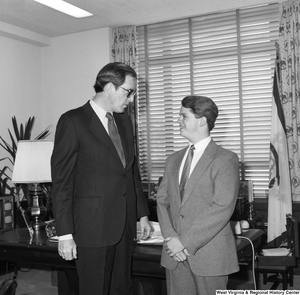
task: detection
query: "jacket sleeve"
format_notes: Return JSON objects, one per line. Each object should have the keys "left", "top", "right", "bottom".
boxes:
{"left": 133, "top": 153, "right": 149, "bottom": 219}
{"left": 156, "top": 156, "right": 180, "bottom": 239}
{"left": 51, "top": 113, "right": 79, "bottom": 236}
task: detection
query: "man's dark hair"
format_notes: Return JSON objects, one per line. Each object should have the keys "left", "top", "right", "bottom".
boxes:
{"left": 93, "top": 62, "right": 137, "bottom": 93}
{"left": 182, "top": 95, "right": 218, "bottom": 131}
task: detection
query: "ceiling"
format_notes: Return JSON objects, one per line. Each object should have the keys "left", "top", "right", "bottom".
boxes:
{"left": 0, "top": 0, "right": 275, "bottom": 38}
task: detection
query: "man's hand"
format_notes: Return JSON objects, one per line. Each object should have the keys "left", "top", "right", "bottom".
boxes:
{"left": 164, "top": 237, "right": 190, "bottom": 261}
{"left": 166, "top": 236, "right": 184, "bottom": 254}
{"left": 139, "top": 216, "right": 151, "bottom": 240}
{"left": 172, "top": 248, "right": 190, "bottom": 262}
{"left": 58, "top": 238, "right": 77, "bottom": 260}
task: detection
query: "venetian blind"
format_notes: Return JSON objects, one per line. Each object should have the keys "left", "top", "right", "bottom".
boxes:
{"left": 136, "top": 3, "right": 279, "bottom": 197}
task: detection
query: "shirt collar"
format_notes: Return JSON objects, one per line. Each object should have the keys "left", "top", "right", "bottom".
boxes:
{"left": 190, "top": 136, "right": 211, "bottom": 152}
{"left": 90, "top": 99, "right": 108, "bottom": 120}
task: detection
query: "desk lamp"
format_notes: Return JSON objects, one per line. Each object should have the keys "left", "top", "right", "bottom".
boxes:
{"left": 12, "top": 140, "right": 53, "bottom": 231}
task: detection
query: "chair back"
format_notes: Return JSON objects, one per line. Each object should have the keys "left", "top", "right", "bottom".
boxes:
{"left": 286, "top": 214, "right": 299, "bottom": 258}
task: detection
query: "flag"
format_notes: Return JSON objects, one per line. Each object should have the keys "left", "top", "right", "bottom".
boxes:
{"left": 268, "top": 59, "right": 292, "bottom": 243}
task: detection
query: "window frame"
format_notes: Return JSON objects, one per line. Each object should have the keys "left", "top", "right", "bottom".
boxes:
{"left": 136, "top": 3, "right": 280, "bottom": 198}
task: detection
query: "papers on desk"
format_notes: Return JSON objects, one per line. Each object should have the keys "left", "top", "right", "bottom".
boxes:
{"left": 49, "top": 222, "right": 165, "bottom": 245}
{"left": 137, "top": 221, "right": 164, "bottom": 245}
{"left": 138, "top": 235, "right": 164, "bottom": 245}
{"left": 262, "top": 248, "right": 291, "bottom": 256}
{"left": 48, "top": 221, "right": 164, "bottom": 245}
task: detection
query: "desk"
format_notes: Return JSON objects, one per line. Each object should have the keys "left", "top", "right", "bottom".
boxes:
{"left": 0, "top": 229, "right": 264, "bottom": 294}
{"left": 133, "top": 229, "right": 265, "bottom": 278}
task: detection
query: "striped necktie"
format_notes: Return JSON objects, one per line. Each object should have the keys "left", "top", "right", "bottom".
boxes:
{"left": 179, "top": 145, "right": 195, "bottom": 200}
{"left": 106, "top": 112, "right": 126, "bottom": 167}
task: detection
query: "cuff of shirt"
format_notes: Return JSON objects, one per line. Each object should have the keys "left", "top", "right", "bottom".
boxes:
{"left": 58, "top": 234, "right": 73, "bottom": 241}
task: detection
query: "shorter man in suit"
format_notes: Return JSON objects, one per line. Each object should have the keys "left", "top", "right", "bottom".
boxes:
{"left": 157, "top": 95, "right": 240, "bottom": 295}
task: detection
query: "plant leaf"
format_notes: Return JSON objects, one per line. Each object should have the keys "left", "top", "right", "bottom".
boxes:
{"left": 0, "top": 166, "right": 13, "bottom": 177}
{"left": 35, "top": 125, "right": 52, "bottom": 140}
{"left": 0, "top": 136, "right": 15, "bottom": 160}
{"left": 24, "top": 116, "right": 35, "bottom": 139}
{"left": 12, "top": 116, "right": 20, "bottom": 141}
{"left": 0, "top": 157, "right": 14, "bottom": 166}
{"left": 0, "top": 177, "right": 12, "bottom": 196}
{"left": 0, "top": 166, "right": 13, "bottom": 195}
{"left": 19, "top": 123, "right": 24, "bottom": 140}
{"left": 0, "top": 136, "right": 12, "bottom": 153}
{"left": 7, "top": 129, "right": 17, "bottom": 161}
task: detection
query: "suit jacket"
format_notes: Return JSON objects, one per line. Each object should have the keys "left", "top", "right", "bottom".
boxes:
{"left": 51, "top": 101, "right": 149, "bottom": 247}
{"left": 157, "top": 140, "right": 240, "bottom": 276}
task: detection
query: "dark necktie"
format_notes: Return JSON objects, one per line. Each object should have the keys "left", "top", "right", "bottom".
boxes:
{"left": 179, "top": 145, "right": 195, "bottom": 200}
{"left": 106, "top": 112, "right": 126, "bottom": 167}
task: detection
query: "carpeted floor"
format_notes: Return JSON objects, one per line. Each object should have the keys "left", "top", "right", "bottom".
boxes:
{"left": 0, "top": 265, "right": 299, "bottom": 294}
{"left": 0, "top": 265, "right": 57, "bottom": 295}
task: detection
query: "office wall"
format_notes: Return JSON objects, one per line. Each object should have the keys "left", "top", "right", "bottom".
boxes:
{"left": 0, "top": 35, "right": 43, "bottom": 165}
{"left": 42, "top": 27, "right": 112, "bottom": 138}
{"left": 0, "top": 27, "right": 111, "bottom": 188}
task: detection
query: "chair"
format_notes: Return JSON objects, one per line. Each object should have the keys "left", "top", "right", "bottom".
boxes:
{"left": 255, "top": 214, "right": 299, "bottom": 290}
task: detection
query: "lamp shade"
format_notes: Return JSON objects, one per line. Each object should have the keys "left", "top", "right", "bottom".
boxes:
{"left": 12, "top": 140, "right": 54, "bottom": 183}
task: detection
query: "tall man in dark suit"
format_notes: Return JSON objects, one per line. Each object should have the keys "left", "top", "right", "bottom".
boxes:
{"left": 157, "top": 96, "right": 240, "bottom": 295}
{"left": 51, "top": 62, "right": 151, "bottom": 295}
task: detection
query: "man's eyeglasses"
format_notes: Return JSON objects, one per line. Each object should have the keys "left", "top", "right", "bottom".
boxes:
{"left": 119, "top": 86, "right": 136, "bottom": 98}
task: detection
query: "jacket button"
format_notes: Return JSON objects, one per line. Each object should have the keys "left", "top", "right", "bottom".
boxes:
{"left": 180, "top": 215, "right": 184, "bottom": 219}
{"left": 123, "top": 193, "right": 126, "bottom": 197}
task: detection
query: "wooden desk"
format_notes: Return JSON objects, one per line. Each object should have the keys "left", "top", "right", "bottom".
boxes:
{"left": 0, "top": 229, "right": 264, "bottom": 294}
{"left": 133, "top": 229, "right": 265, "bottom": 278}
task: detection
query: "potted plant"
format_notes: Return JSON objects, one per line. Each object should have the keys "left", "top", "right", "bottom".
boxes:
{"left": 0, "top": 116, "right": 52, "bottom": 227}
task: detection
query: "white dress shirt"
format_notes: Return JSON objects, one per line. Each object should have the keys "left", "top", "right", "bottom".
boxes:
{"left": 179, "top": 137, "right": 211, "bottom": 183}
{"left": 90, "top": 98, "right": 110, "bottom": 133}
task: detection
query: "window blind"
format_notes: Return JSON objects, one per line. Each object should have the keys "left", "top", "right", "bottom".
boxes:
{"left": 136, "top": 3, "right": 279, "bottom": 197}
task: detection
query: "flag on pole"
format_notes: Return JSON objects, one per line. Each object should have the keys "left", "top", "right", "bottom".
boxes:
{"left": 268, "top": 58, "right": 292, "bottom": 243}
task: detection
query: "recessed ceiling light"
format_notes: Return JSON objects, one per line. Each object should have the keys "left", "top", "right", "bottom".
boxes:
{"left": 34, "top": 0, "right": 93, "bottom": 18}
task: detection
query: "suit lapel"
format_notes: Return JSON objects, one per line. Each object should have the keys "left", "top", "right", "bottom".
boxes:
{"left": 172, "top": 148, "right": 187, "bottom": 203}
{"left": 181, "top": 140, "right": 218, "bottom": 206}
{"left": 82, "top": 102, "right": 126, "bottom": 168}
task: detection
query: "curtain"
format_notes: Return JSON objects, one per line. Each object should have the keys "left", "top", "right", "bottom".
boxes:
{"left": 112, "top": 26, "right": 137, "bottom": 67}
{"left": 279, "top": 0, "right": 300, "bottom": 202}
{"left": 111, "top": 26, "right": 139, "bottom": 154}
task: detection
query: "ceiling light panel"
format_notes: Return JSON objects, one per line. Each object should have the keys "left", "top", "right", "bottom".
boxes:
{"left": 34, "top": 0, "right": 93, "bottom": 18}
